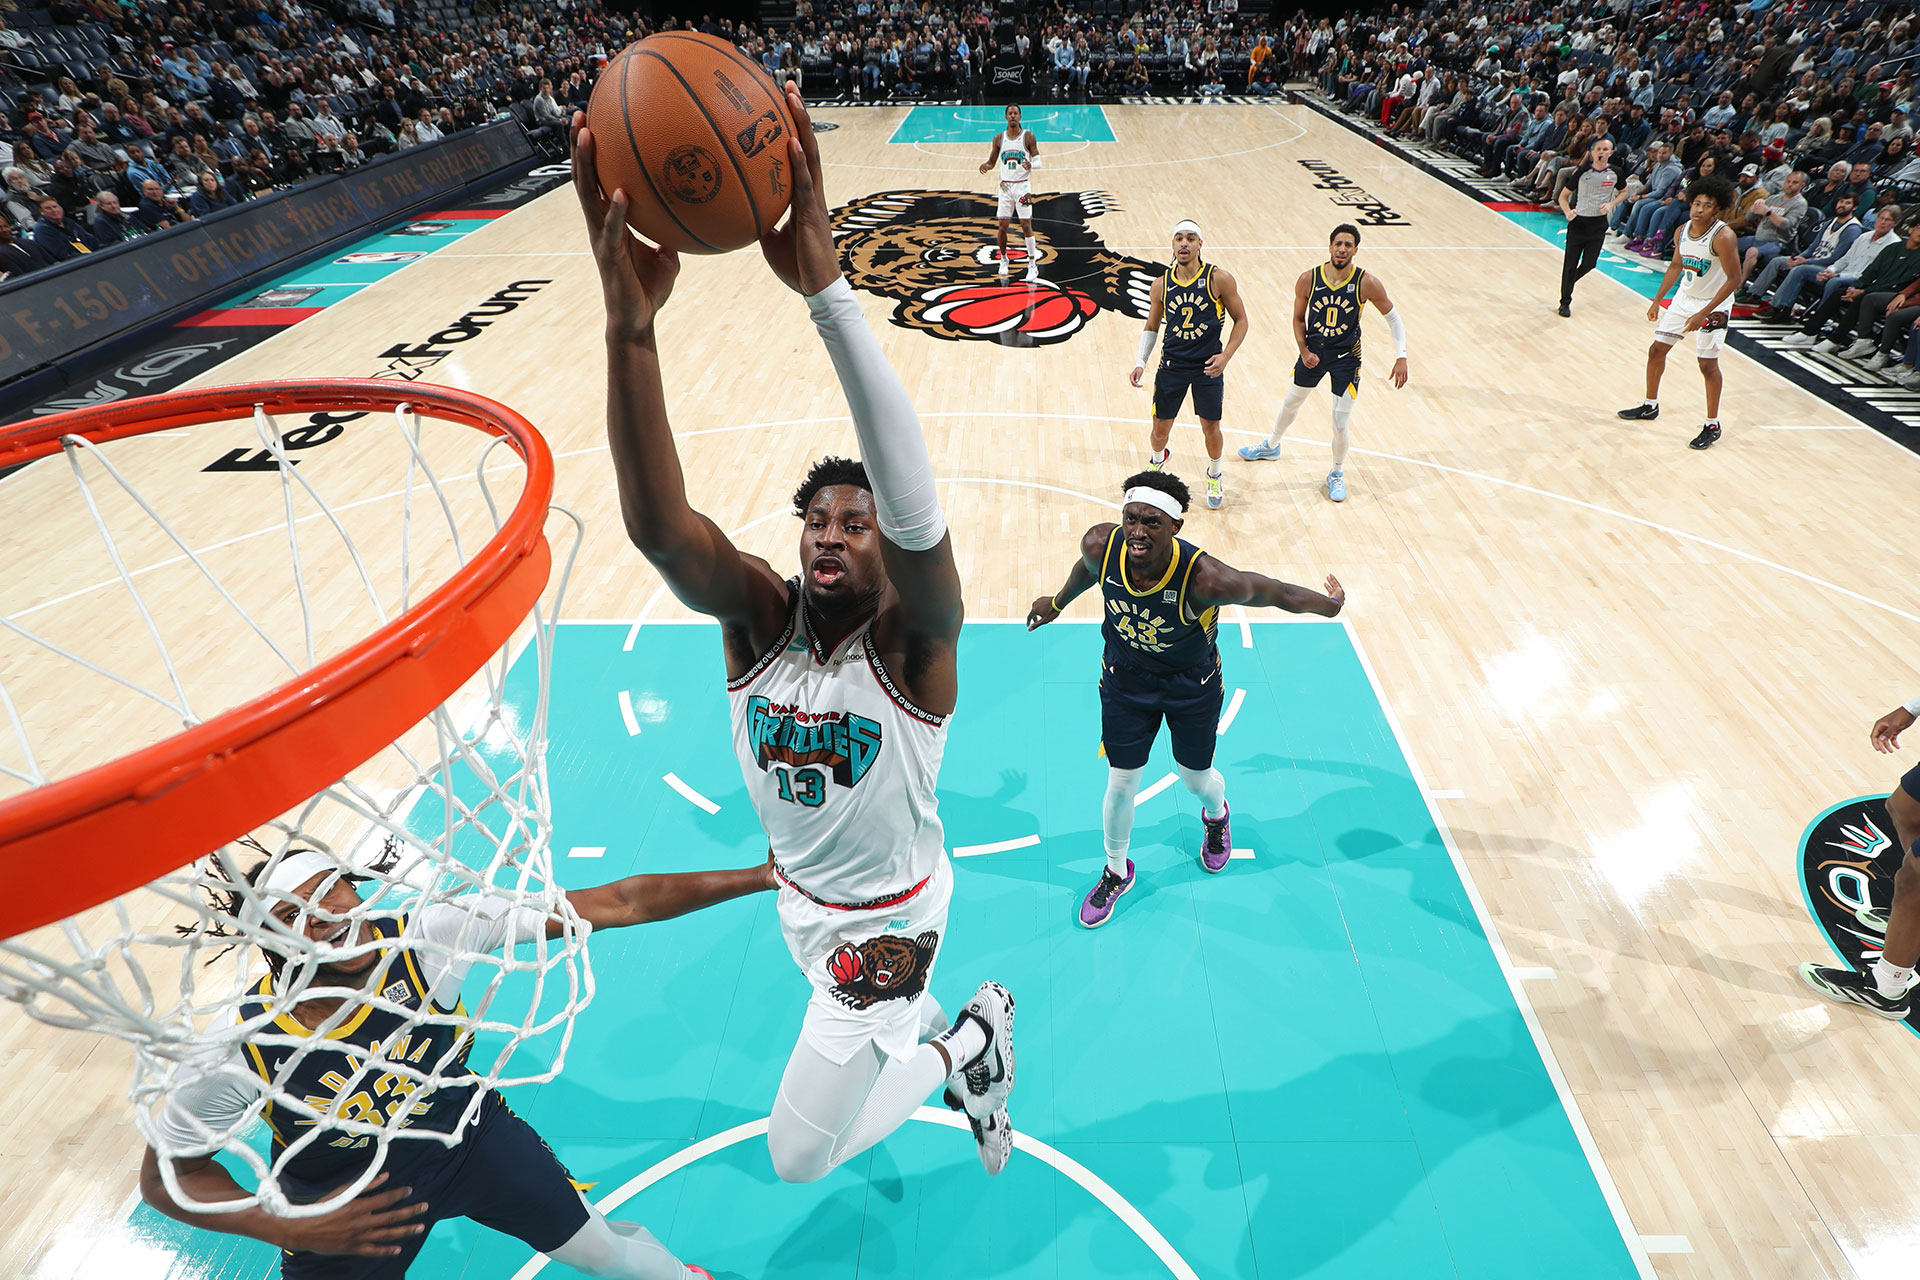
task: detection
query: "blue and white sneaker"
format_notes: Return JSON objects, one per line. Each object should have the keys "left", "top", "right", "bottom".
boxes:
{"left": 1206, "top": 473, "right": 1223, "bottom": 509}
{"left": 1325, "top": 469, "right": 1347, "bottom": 502}
{"left": 1237, "top": 439, "right": 1282, "bottom": 461}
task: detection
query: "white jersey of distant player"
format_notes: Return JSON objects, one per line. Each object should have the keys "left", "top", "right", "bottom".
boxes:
{"left": 1672, "top": 219, "right": 1732, "bottom": 312}
{"left": 997, "top": 128, "right": 1032, "bottom": 187}
{"left": 728, "top": 583, "right": 949, "bottom": 904}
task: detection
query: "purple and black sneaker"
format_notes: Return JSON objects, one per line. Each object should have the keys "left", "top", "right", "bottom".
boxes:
{"left": 1078, "top": 859, "right": 1135, "bottom": 928}
{"left": 1200, "top": 803, "right": 1232, "bottom": 873}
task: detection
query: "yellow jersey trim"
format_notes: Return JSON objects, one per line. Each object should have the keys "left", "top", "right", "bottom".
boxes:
{"left": 1170, "top": 260, "right": 1206, "bottom": 289}
{"left": 1107, "top": 527, "right": 1183, "bottom": 598}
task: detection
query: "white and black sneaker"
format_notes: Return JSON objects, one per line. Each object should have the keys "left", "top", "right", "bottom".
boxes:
{"left": 940, "top": 981, "right": 1015, "bottom": 1174}
{"left": 1799, "top": 963, "right": 1912, "bottom": 1019}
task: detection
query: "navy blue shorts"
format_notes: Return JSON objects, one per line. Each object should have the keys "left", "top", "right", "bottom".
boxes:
{"left": 1901, "top": 760, "right": 1920, "bottom": 807}
{"left": 1101, "top": 656, "right": 1224, "bottom": 771}
{"left": 279, "top": 1091, "right": 589, "bottom": 1279}
{"left": 1152, "top": 363, "right": 1223, "bottom": 421}
{"left": 1294, "top": 350, "right": 1362, "bottom": 398}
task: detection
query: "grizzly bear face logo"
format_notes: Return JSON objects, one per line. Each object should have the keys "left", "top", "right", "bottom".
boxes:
{"left": 825, "top": 931, "right": 940, "bottom": 1010}
{"left": 832, "top": 190, "right": 1161, "bottom": 347}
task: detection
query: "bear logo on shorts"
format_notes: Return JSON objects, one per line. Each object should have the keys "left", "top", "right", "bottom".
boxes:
{"left": 825, "top": 932, "right": 940, "bottom": 1009}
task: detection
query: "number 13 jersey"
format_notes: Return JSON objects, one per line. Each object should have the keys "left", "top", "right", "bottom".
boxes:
{"left": 728, "top": 580, "right": 949, "bottom": 905}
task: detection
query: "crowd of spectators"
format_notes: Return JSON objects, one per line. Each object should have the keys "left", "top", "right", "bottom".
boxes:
{"left": 0, "top": 0, "right": 615, "bottom": 280}
{"left": 4, "top": 0, "right": 1919, "bottom": 378}
{"left": 1313, "top": 0, "right": 1920, "bottom": 386}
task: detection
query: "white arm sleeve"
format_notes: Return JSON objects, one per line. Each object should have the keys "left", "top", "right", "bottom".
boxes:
{"left": 1136, "top": 328, "right": 1157, "bottom": 367}
{"left": 1385, "top": 306, "right": 1408, "bottom": 358}
{"left": 153, "top": 1047, "right": 262, "bottom": 1153}
{"left": 805, "top": 276, "right": 947, "bottom": 551}
{"left": 1904, "top": 695, "right": 1920, "bottom": 717}
{"left": 410, "top": 895, "right": 559, "bottom": 1008}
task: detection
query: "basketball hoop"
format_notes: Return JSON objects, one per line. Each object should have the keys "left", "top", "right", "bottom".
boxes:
{"left": 0, "top": 380, "right": 593, "bottom": 1217}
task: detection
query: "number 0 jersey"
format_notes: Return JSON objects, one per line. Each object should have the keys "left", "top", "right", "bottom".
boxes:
{"left": 1099, "top": 528, "right": 1220, "bottom": 675}
{"left": 1305, "top": 264, "right": 1365, "bottom": 358}
{"left": 728, "top": 581, "right": 949, "bottom": 905}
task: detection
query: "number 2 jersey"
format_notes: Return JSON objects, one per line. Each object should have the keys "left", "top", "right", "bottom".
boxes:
{"left": 728, "top": 581, "right": 949, "bottom": 905}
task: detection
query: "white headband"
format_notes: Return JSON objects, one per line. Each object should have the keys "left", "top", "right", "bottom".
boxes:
{"left": 1173, "top": 219, "right": 1203, "bottom": 239}
{"left": 239, "top": 848, "right": 349, "bottom": 929}
{"left": 1122, "top": 487, "right": 1185, "bottom": 520}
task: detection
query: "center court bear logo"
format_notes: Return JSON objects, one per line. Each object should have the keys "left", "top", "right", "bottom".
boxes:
{"left": 831, "top": 189, "right": 1160, "bottom": 346}
{"left": 826, "top": 932, "right": 940, "bottom": 1009}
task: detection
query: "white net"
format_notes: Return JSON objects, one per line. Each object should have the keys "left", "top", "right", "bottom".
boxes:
{"left": 0, "top": 389, "right": 591, "bottom": 1216}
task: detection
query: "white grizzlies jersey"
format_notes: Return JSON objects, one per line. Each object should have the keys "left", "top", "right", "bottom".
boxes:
{"left": 1673, "top": 219, "right": 1731, "bottom": 310}
{"left": 998, "top": 128, "right": 1031, "bottom": 187}
{"left": 728, "top": 581, "right": 949, "bottom": 905}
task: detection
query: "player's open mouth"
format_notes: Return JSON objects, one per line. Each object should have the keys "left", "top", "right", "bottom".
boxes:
{"left": 1127, "top": 538, "right": 1151, "bottom": 555}
{"left": 811, "top": 557, "right": 846, "bottom": 586}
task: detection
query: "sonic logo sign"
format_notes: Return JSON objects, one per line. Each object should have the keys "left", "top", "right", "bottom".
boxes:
{"left": 832, "top": 189, "right": 1158, "bottom": 346}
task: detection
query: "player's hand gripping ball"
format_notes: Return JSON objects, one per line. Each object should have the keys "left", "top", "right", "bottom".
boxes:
{"left": 587, "top": 33, "right": 797, "bottom": 254}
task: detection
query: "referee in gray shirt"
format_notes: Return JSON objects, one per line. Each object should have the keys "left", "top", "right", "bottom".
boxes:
{"left": 1559, "top": 137, "right": 1628, "bottom": 316}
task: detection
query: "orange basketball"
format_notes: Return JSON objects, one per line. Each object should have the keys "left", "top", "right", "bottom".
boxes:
{"left": 586, "top": 33, "right": 797, "bottom": 255}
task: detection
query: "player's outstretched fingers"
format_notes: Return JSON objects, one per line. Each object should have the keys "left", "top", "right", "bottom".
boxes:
{"left": 572, "top": 117, "right": 609, "bottom": 224}
{"left": 783, "top": 82, "right": 823, "bottom": 177}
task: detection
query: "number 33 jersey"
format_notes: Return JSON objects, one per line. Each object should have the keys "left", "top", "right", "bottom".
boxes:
{"left": 729, "top": 580, "right": 949, "bottom": 905}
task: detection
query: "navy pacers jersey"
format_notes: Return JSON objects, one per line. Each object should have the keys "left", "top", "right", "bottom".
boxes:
{"left": 1305, "top": 264, "right": 1365, "bottom": 359}
{"left": 238, "top": 914, "right": 477, "bottom": 1192}
{"left": 1161, "top": 263, "right": 1224, "bottom": 370}
{"left": 1099, "top": 527, "right": 1219, "bottom": 674}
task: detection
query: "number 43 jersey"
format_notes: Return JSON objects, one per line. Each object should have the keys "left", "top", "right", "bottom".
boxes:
{"left": 728, "top": 579, "right": 949, "bottom": 906}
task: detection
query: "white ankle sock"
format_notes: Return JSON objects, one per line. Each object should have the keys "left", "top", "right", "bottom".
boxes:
{"left": 1150, "top": 447, "right": 1169, "bottom": 467}
{"left": 934, "top": 1012, "right": 989, "bottom": 1072}
{"left": 1207, "top": 456, "right": 1222, "bottom": 478}
{"left": 1873, "top": 957, "right": 1914, "bottom": 999}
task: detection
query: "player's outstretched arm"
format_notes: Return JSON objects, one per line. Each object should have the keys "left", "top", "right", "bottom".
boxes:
{"left": 140, "top": 1151, "right": 426, "bottom": 1256}
{"left": 1361, "top": 272, "right": 1409, "bottom": 388}
{"left": 562, "top": 856, "right": 777, "bottom": 933}
{"left": 762, "top": 83, "right": 963, "bottom": 646}
{"left": 572, "top": 113, "right": 788, "bottom": 633}
{"left": 1205, "top": 267, "right": 1250, "bottom": 378}
{"left": 1028, "top": 523, "right": 1113, "bottom": 628}
{"left": 1190, "top": 557, "right": 1345, "bottom": 617}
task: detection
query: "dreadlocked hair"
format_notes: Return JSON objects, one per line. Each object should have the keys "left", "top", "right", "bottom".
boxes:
{"left": 792, "top": 456, "right": 872, "bottom": 516}
{"left": 1120, "top": 469, "right": 1192, "bottom": 513}
{"left": 188, "top": 834, "right": 401, "bottom": 969}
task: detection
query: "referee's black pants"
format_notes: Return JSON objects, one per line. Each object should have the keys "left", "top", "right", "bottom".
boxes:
{"left": 1560, "top": 214, "right": 1608, "bottom": 306}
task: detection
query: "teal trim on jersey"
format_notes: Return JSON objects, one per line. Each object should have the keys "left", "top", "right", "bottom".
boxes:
{"left": 124, "top": 620, "right": 1639, "bottom": 1279}
{"left": 1498, "top": 209, "right": 1668, "bottom": 299}
{"left": 887, "top": 104, "right": 1116, "bottom": 144}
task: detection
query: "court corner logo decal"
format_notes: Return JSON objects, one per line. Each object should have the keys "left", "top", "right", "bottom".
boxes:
{"left": 1798, "top": 795, "right": 1917, "bottom": 1022}
{"left": 831, "top": 189, "right": 1158, "bottom": 346}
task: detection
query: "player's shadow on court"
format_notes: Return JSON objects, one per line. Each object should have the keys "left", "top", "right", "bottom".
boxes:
{"left": 1057, "top": 1010, "right": 1576, "bottom": 1278}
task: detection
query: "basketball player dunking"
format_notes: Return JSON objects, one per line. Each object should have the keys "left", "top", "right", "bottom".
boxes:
{"left": 979, "top": 103, "right": 1040, "bottom": 281}
{"left": 1615, "top": 175, "right": 1742, "bottom": 449}
{"left": 573, "top": 96, "right": 1020, "bottom": 1184}
{"left": 1239, "top": 223, "right": 1408, "bottom": 503}
{"left": 1131, "top": 220, "right": 1249, "bottom": 510}
{"left": 1026, "top": 471, "right": 1345, "bottom": 928}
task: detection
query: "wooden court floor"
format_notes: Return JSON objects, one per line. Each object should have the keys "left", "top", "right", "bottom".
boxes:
{"left": 5, "top": 102, "right": 1920, "bottom": 1279}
